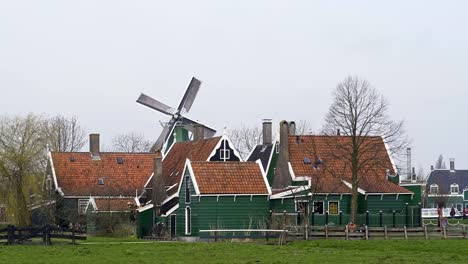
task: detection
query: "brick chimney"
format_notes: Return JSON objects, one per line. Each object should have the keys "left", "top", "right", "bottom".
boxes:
{"left": 89, "top": 134, "right": 100, "bottom": 158}
{"left": 262, "top": 119, "right": 272, "bottom": 145}
{"left": 193, "top": 124, "right": 205, "bottom": 141}
{"left": 288, "top": 121, "right": 296, "bottom": 136}
{"left": 273, "top": 120, "right": 292, "bottom": 189}
{"left": 152, "top": 151, "right": 167, "bottom": 216}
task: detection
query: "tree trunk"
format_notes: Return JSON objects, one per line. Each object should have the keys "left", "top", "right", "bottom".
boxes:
{"left": 15, "top": 184, "right": 30, "bottom": 226}
{"left": 350, "top": 184, "right": 358, "bottom": 224}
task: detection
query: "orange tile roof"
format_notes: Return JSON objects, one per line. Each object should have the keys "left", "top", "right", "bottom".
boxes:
{"left": 93, "top": 198, "right": 135, "bottom": 212}
{"left": 51, "top": 152, "right": 154, "bottom": 197}
{"left": 288, "top": 136, "right": 410, "bottom": 194}
{"left": 190, "top": 161, "right": 269, "bottom": 195}
{"left": 162, "top": 137, "right": 221, "bottom": 195}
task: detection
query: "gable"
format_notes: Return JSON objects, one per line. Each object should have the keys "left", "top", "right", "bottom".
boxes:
{"left": 208, "top": 139, "right": 241, "bottom": 162}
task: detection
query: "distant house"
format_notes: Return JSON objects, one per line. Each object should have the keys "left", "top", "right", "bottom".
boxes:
{"left": 425, "top": 159, "right": 468, "bottom": 213}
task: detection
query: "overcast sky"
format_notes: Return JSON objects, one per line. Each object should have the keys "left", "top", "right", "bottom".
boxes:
{"left": 1, "top": 1, "right": 467, "bottom": 172}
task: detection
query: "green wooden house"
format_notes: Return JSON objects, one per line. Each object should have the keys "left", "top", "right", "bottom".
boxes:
{"left": 249, "top": 120, "right": 417, "bottom": 227}
{"left": 169, "top": 160, "right": 271, "bottom": 238}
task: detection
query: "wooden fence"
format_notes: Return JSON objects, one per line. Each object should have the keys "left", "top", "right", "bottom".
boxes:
{"left": 0, "top": 225, "right": 86, "bottom": 245}
{"left": 286, "top": 223, "right": 467, "bottom": 241}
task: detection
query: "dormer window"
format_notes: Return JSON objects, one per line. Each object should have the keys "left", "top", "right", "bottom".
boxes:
{"left": 450, "top": 183, "right": 459, "bottom": 194}
{"left": 220, "top": 149, "right": 230, "bottom": 160}
{"left": 98, "top": 178, "right": 105, "bottom": 185}
{"left": 430, "top": 184, "right": 438, "bottom": 194}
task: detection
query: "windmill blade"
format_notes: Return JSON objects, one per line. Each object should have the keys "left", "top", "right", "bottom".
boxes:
{"left": 177, "top": 77, "right": 201, "bottom": 113}
{"left": 151, "top": 117, "right": 177, "bottom": 152}
{"left": 137, "top": 93, "right": 175, "bottom": 116}
{"left": 203, "top": 127, "right": 216, "bottom": 138}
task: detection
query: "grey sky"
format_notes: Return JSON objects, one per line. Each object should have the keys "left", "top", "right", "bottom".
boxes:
{"left": 1, "top": 1, "right": 467, "bottom": 171}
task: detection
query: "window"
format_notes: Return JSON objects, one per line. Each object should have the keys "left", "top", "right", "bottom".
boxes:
{"left": 456, "top": 204, "right": 463, "bottom": 212}
{"left": 296, "top": 201, "right": 309, "bottom": 215}
{"left": 430, "top": 184, "right": 438, "bottom": 194}
{"left": 328, "top": 201, "right": 339, "bottom": 215}
{"left": 78, "top": 199, "right": 89, "bottom": 215}
{"left": 185, "top": 175, "right": 191, "bottom": 204}
{"left": 185, "top": 207, "right": 191, "bottom": 235}
{"left": 450, "top": 183, "right": 459, "bottom": 194}
{"left": 313, "top": 201, "right": 324, "bottom": 214}
{"left": 275, "top": 143, "right": 279, "bottom": 154}
{"left": 220, "top": 149, "right": 231, "bottom": 160}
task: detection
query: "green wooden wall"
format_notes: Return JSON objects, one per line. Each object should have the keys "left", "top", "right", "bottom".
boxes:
{"left": 174, "top": 169, "right": 270, "bottom": 237}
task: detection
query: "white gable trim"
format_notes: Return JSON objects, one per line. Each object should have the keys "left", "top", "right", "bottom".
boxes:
{"left": 383, "top": 137, "right": 398, "bottom": 178}
{"left": 144, "top": 173, "right": 154, "bottom": 189}
{"left": 47, "top": 151, "right": 64, "bottom": 196}
{"left": 161, "top": 204, "right": 179, "bottom": 217}
{"left": 177, "top": 159, "right": 200, "bottom": 195}
{"left": 263, "top": 141, "right": 278, "bottom": 175}
{"left": 85, "top": 197, "right": 97, "bottom": 212}
{"left": 256, "top": 159, "right": 272, "bottom": 195}
{"left": 288, "top": 162, "right": 296, "bottom": 179}
{"left": 342, "top": 180, "right": 366, "bottom": 194}
{"left": 137, "top": 203, "right": 154, "bottom": 213}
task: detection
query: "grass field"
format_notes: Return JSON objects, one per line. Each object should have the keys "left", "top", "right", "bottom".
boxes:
{"left": 1, "top": 238, "right": 467, "bottom": 264}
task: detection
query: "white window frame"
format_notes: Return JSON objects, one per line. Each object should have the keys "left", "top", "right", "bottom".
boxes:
{"left": 220, "top": 149, "right": 231, "bottom": 160}
{"left": 430, "top": 184, "right": 438, "bottom": 194}
{"left": 450, "top": 183, "right": 459, "bottom": 194}
{"left": 78, "top": 199, "right": 89, "bottom": 215}
{"left": 455, "top": 203, "right": 463, "bottom": 212}
{"left": 185, "top": 175, "right": 191, "bottom": 204}
{"left": 328, "top": 201, "right": 340, "bottom": 215}
{"left": 312, "top": 201, "right": 324, "bottom": 215}
{"left": 185, "top": 206, "right": 191, "bottom": 235}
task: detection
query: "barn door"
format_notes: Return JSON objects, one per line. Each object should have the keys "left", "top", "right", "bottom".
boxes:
{"left": 170, "top": 215, "right": 176, "bottom": 238}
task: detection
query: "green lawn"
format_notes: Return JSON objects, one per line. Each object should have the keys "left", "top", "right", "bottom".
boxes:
{"left": 0, "top": 239, "right": 467, "bottom": 263}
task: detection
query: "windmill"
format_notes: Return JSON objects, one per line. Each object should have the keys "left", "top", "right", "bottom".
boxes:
{"left": 137, "top": 77, "right": 216, "bottom": 152}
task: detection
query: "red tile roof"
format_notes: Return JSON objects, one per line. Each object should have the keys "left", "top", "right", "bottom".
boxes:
{"left": 190, "top": 161, "right": 270, "bottom": 195}
{"left": 288, "top": 136, "right": 410, "bottom": 194}
{"left": 51, "top": 152, "right": 154, "bottom": 197}
{"left": 93, "top": 198, "right": 135, "bottom": 212}
{"left": 162, "top": 137, "right": 221, "bottom": 195}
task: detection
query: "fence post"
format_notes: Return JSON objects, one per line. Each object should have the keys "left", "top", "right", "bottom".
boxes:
{"left": 325, "top": 211, "right": 329, "bottom": 225}
{"left": 7, "top": 225, "right": 14, "bottom": 245}
{"left": 379, "top": 211, "right": 383, "bottom": 227}
{"left": 345, "top": 224, "right": 349, "bottom": 240}
{"left": 325, "top": 225, "right": 328, "bottom": 239}
{"left": 366, "top": 211, "right": 369, "bottom": 226}
{"left": 403, "top": 226, "right": 408, "bottom": 240}
{"left": 418, "top": 202, "right": 422, "bottom": 227}
{"left": 392, "top": 210, "right": 396, "bottom": 227}
{"left": 384, "top": 226, "right": 388, "bottom": 240}
{"left": 339, "top": 211, "right": 343, "bottom": 226}
{"left": 365, "top": 225, "right": 369, "bottom": 240}
{"left": 424, "top": 225, "right": 428, "bottom": 240}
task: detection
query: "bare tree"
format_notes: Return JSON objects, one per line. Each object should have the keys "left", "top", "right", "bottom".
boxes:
{"left": 295, "top": 120, "right": 313, "bottom": 135}
{"left": 111, "top": 132, "right": 151, "bottom": 152}
{"left": 321, "top": 76, "right": 408, "bottom": 223}
{"left": 435, "top": 154, "right": 446, "bottom": 169}
{"left": 0, "top": 114, "right": 47, "bottom": 226}
{"left": 228, "top": 125, "right": 262, "bottom": 159}
{"left": 45, "top": 115, "right": 87, "bottom": 152}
